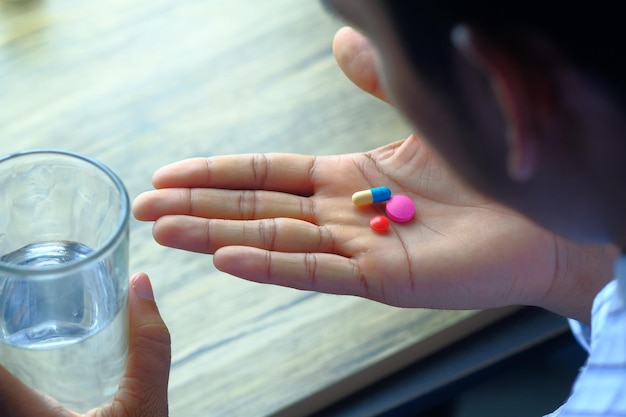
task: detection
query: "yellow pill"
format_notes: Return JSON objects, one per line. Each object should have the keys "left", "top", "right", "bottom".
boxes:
{"left": 352, "top": 186, "right": 392, "bottom": 206}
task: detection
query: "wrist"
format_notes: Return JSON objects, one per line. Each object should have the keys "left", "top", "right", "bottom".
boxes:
{"left": 544, "top": 238, "right": 618, "bottom": 324}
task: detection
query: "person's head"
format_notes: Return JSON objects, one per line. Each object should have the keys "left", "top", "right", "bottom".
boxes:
{"left": 327, "top": 0, "right": 626, "bottom": 248}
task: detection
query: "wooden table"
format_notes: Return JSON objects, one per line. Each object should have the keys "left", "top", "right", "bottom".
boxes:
{"left": 0, "top": 1, "right": 515, "bottom": 416}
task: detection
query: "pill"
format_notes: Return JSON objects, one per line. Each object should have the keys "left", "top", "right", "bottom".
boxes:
{"left": 352, "top": 186, "right": 392, "bottom": 206}
{"left": 370, "top": 215, "right": 390, "bottom": 233}
{"left": 385, "top": 195, "right": 415, "bottom": 223}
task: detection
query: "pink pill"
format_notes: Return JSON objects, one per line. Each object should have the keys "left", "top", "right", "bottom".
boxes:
{"left": 385, "top": 195, "right": 415, "bottom": 223}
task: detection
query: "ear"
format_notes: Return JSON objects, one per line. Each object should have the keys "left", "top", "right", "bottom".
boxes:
{"left": 451, "top": 24, "right": 557, "bottom": 182}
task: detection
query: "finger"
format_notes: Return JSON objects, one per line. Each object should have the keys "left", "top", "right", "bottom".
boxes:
{"left": 101, "top": 273, "right": 170, "bottom": 417}
{"left": 0, "top": 367, "right": 74, "bottom": 417}
{"left": 133, "top": 188, "right": 315, "bottom": 223}
{"left": 213, "top": 246, "right": 372, "bottom": 299}
{"left": 150, "top": 215, "right": 351, "bottom": 255}
{"left": 332, "top": 26, "right": 389, "bottom": 103}
{"left": 151, "top": 153, "right": 317, "bottom": 193}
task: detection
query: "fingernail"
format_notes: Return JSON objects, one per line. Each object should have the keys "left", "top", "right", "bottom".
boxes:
{"left": 132, "top": 272, "right": 155, "bottom": 300}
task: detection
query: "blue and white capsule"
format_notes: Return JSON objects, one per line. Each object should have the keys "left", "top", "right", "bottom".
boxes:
{"left": 351, "top": 186, "right": 392, "bottom": 206}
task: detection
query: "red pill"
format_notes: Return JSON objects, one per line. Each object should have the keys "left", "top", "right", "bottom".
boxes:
{"left": 370, "top": 215, "right": 390, "bottom": 233}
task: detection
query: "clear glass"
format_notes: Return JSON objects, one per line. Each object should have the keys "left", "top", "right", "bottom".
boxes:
{"left": 0, "top": 149, "right": 130, "bottom": 412}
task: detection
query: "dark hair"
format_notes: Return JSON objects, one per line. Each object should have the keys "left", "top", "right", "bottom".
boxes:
{"left": 379, "top": 1, "right": 625, "bottom": 104}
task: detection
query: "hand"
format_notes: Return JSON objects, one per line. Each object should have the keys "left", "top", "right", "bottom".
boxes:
{"left": 132, "top": 27, "right": 617, "bottom": 323}
{"left": 0, "top": 273, "right": 170, "bottom": 417}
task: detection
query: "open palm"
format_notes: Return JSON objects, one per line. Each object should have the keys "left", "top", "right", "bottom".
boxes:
{"left": 132, "top": 27, "right": 615, "bottom": 322}
{"left": 132, "top": 133, "right": 611, "bottom": 320}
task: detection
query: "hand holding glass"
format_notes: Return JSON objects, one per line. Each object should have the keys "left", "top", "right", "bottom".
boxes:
{"left": 0, "top": 150, "right": 130, "bottom": 412}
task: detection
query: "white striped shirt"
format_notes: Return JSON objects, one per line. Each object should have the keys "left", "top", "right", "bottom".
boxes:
{"left": 546, "top": 256, "right": 626, "bottom": 416}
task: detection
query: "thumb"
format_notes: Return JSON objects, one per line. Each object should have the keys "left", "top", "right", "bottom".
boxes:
{"left": 97, "top": 272, "right": 171, "bottom": 417}
{"left": 332, "top": 26, "right": 389, "bottom": 103}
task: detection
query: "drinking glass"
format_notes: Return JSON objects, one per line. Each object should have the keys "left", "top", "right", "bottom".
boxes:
{"left": 0, "top": 149, "right": 130, "bottom": 412}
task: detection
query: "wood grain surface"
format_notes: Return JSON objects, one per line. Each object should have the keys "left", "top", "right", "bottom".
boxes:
{"left": 0, "top": 1, "right": 513, "bottom": 416}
